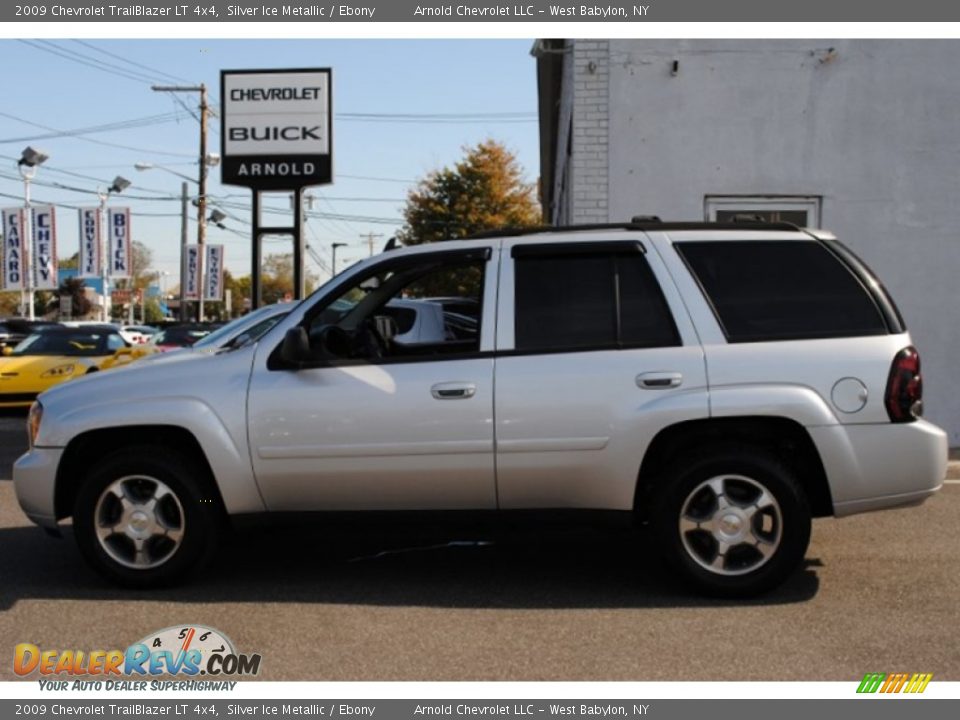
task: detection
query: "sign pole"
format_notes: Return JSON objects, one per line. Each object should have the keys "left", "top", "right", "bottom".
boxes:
{"left": 20, "top": 168, "right": 35, "bottom": 320}
{"left": 98, "top": 190, "right": 108, "bottom": 322}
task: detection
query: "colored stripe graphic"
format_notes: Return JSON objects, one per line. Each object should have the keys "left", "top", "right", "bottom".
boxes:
{"left": 857, "top": 672, "right": 932, "bottom": 693}
{"left": 857, "top": 673, "right": 886, "bottom": 693}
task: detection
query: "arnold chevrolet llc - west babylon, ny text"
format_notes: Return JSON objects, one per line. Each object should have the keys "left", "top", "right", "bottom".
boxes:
{"left": 412, "top": 5, "right": 650, "bottom": 17}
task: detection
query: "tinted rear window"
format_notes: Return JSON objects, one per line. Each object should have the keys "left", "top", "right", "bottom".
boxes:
{"left": 514, "top": 252, "right": 679, "bottom": 352}
{"left": 676, "top": 240, "right": 888, "bottom": 343}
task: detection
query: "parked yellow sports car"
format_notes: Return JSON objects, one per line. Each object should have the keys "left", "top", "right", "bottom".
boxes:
{"left": 0, "top": 325, "right": 146, "bottom": 408}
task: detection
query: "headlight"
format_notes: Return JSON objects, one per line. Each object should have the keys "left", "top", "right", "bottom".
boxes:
{"left": 27, "top": 401, "right": 43, "bottom": 448}
{"left": 40, "top": 364, "right": 75, "bottom": 378}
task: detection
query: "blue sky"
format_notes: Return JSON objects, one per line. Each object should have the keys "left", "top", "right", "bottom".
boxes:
{"left": 0, "top": 39, "right": 540, "bottom": 285}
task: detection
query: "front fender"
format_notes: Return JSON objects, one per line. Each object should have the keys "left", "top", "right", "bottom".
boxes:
{"left": 40, "top": 396, "right": 265, "bottom": 516}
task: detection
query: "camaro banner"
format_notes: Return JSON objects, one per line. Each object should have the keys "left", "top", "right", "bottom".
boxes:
{"left": 32, "top": 204, "right": 58, "bottom": 290}
{"left": 78, "top": 207, "right": 101, "bottom": 278}
{"left": 184, "top": 244, "right": 200, "bottom": 300}
{"left": 2, "top": 207, "right": 28, "bottom": 290}
{"left": 107, "top": 207, "right": 132, "bottom": 279}
{"left": 204, "top": 244, "right": 224, "bottom": 301}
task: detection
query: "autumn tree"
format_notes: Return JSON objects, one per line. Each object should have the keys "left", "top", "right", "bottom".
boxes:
{"left": 259, "top": 254, "right": 318, "bottom": 305}
{"left": 397, "top": 139, "right": 540, "bottom": 245}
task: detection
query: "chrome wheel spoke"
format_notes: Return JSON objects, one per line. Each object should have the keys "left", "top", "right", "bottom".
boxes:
{"left": 95, "top": 522, "right": 117, "bottom": 541}
{"left": 744, "top": 490, "right": 775, "bottom": 519}
{"left": 131, "top": 536, "right": 151, "bottom": 567}
{"left": 755, "top": 539, "right": 776, "bottom": 559}
{"left": 106, "top": 482, "right": 135, "bottom": 514}
{"left": 679, "top": 516, "right": 701, "bottom": 534}
{"left": 707, "top": 477, "right": 731, "bottom": 510}
{"left": 710, "top": 540, "right": 732, "bottom": 570}
{"left": 165, "top": 526, "right": 184, "bottom": 544}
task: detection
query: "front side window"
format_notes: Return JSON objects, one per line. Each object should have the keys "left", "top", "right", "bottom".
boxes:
{"left": 302, "top": 251, "right": 486, "bottom": 364}
{"left": 513, "top": 245, "right": 680, "bottom": 352}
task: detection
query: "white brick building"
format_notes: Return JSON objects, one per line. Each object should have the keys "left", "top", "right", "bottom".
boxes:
{"left": 534, "top": 39, "right": 960, "bottom": 443}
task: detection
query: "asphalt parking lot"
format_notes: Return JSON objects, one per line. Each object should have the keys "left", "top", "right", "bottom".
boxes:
{"left": 0, "top": 412, "right": 958, "bottom": 681}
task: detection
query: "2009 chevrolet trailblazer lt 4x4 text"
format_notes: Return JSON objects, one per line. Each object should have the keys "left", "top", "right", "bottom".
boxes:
{"left": 14, "top": 221, "right": 947, "bottom": 596}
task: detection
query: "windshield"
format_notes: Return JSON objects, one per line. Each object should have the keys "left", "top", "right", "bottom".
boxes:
{"left": 193, "top": 305, "right": 287, "bottom": 349}
{"left": 12, "top": 331, "right": 118, "bottom": 357}
{"left": 152, "top": 328, "right": 211, "bottom": 347}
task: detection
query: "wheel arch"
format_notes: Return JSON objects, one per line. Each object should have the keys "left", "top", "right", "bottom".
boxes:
{"left": 634, "top": 416, "right": 833, "bottom": 520}
{"left": 54, "top": 426, "right": 225, "bottom": 521}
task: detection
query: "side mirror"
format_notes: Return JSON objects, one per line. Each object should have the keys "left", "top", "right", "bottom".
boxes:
{"left": 280, "top": 327, "right": 310, "bottom": 367}
{"left": 2, "top": 346, "right": 12, "bottom": 356}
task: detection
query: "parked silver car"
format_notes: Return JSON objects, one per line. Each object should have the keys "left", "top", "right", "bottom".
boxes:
{"left": 14, "top": 221, "right": 947, "bottom": 595}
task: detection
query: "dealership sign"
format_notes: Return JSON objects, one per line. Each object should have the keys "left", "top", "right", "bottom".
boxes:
{"left": 220, "top": 68, "right": 332, "bottom": 190}
{"left": 184, "top": 244, "right": 200, "bottom": 300}
{"left": 204, "top": 245, "right": 224, "bottom": 301}
{"left": 2, "top": 207, "right": 27, "bottom": 290}
{"left": 78, "top": 207, "right": 101, "bottom": 278}
{"left": 32, "top": 205, "right": 58, "bottom": 290}
{"left": 107, "top": 208, "right": 131, "bottom": 278}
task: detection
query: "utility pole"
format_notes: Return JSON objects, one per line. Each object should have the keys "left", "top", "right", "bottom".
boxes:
{"left": 360, "top": 232, "right": 383, "bottom": 257}
{"left": 151, "top": 83, "right": 209, "bottom": 322}
{"left": 331, "top": 242, "right": 347, "bottom": 277}
{"left": 197, "top": 84, "right": 209, "bottom": 322}
{"left": 179, "top": 182, "right": 189, "bottom": 321}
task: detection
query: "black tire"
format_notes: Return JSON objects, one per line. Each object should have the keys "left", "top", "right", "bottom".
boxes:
{"left": 73, "top": 445, "right": 223, "bottom": 588}
{"left": 650, "top": 447, "right": 811, "bottom": 598}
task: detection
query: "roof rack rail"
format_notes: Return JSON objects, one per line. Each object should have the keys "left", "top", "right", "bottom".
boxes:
{"left": 461, "top": 219, "right": 802, "bottom": 241}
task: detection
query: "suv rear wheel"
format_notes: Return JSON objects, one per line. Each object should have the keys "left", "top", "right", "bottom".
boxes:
{"left": 651, "top": 448, "right": 811, "bottom": 597}
{"left": 73, "top": 446, "right": 222, "bottom": 587}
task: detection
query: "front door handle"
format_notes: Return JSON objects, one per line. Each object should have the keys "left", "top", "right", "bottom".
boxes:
{"left": 431, "top": 382, "right": 477, "bottom": 400}
{"left": 637, "top": 372, "right": 683, "bottom": 389}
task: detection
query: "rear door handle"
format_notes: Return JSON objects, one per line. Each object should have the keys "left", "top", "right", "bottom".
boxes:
{"left": 637, "top": 372, "right": 683, "bottom": 389}
{"left": 431, "top": 382, "right": 477, "bottom": 400}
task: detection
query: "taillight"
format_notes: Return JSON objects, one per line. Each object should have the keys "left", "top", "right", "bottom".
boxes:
{"left": 885, "top": 346, "right": 923, "bottom": 422}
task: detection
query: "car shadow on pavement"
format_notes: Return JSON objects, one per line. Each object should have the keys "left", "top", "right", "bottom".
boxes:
{"left": 0, "top": 519, "right": 820, "bottom": 610}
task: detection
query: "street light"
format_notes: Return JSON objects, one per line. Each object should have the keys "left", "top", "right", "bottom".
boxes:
{"left": 133, "top": 162, "right": 198, "bottom": 184}
{"left": 331, "top": 242, "right": 347, "bottom": 278}
{"left": 208, "top": 209, "right": 228, "bottom": 229}
{"left": 97, "top": 177, "right": 130, "bottom": 322}
{"left": 17, "top": 146, "right": 50, "bottom": 320}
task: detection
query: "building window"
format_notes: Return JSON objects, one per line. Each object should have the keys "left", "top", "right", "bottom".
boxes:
{"left": 704, "top": 195, "right": 822, "bottom": 228}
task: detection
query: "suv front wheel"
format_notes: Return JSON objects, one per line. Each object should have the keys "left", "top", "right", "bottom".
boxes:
{"left": 73, "top": 446, "right": 222, "bottom": 587}
{"left": 652, "top": 448, "right": 811, "bottom": 597}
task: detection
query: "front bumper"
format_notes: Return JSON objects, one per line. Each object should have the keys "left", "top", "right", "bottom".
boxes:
{"left": 810, "top": 418, "right": 948, "bottom": 517}
{"left": 13, "top": 446, "right": 64, "bottom": 530}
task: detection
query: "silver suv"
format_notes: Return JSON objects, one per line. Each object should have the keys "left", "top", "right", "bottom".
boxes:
{"left": 14, "top": 221, "right": 947, "bottom": 596}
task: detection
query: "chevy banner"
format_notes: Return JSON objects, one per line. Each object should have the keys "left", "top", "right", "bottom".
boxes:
{"left": 2, "top": 207, "right": 27, "bottom": 291}
{"left": 31, "top": 204, "right": 58, "bottom": 291}
{"left": 107, "top": 207, "right": 131, "bottom": 279}
{"left": 204, "top": 245, "right": 225, "bottom": 301}
{"left": 78, "top": 207, "right": 101, "bottom": 279}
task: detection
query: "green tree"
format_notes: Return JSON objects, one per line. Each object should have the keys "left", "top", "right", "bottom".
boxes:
{"left": 397, "top": 139, "right": 541, "bottom": 245}
{"left": 51, "top": 277, "right": 92, "bottom": 319}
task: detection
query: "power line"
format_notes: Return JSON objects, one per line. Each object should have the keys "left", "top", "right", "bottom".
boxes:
{"left": 0, "top": 110, "right": 189, "bottom": 144}
{"left": 72, "top": 40, "right": 195, "bottom": 85}
{"left": 18, "top": 40, "right": 163, "bottom": 85}
{"left": 0, "top": 110, "right": 196, "bottom": 158}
